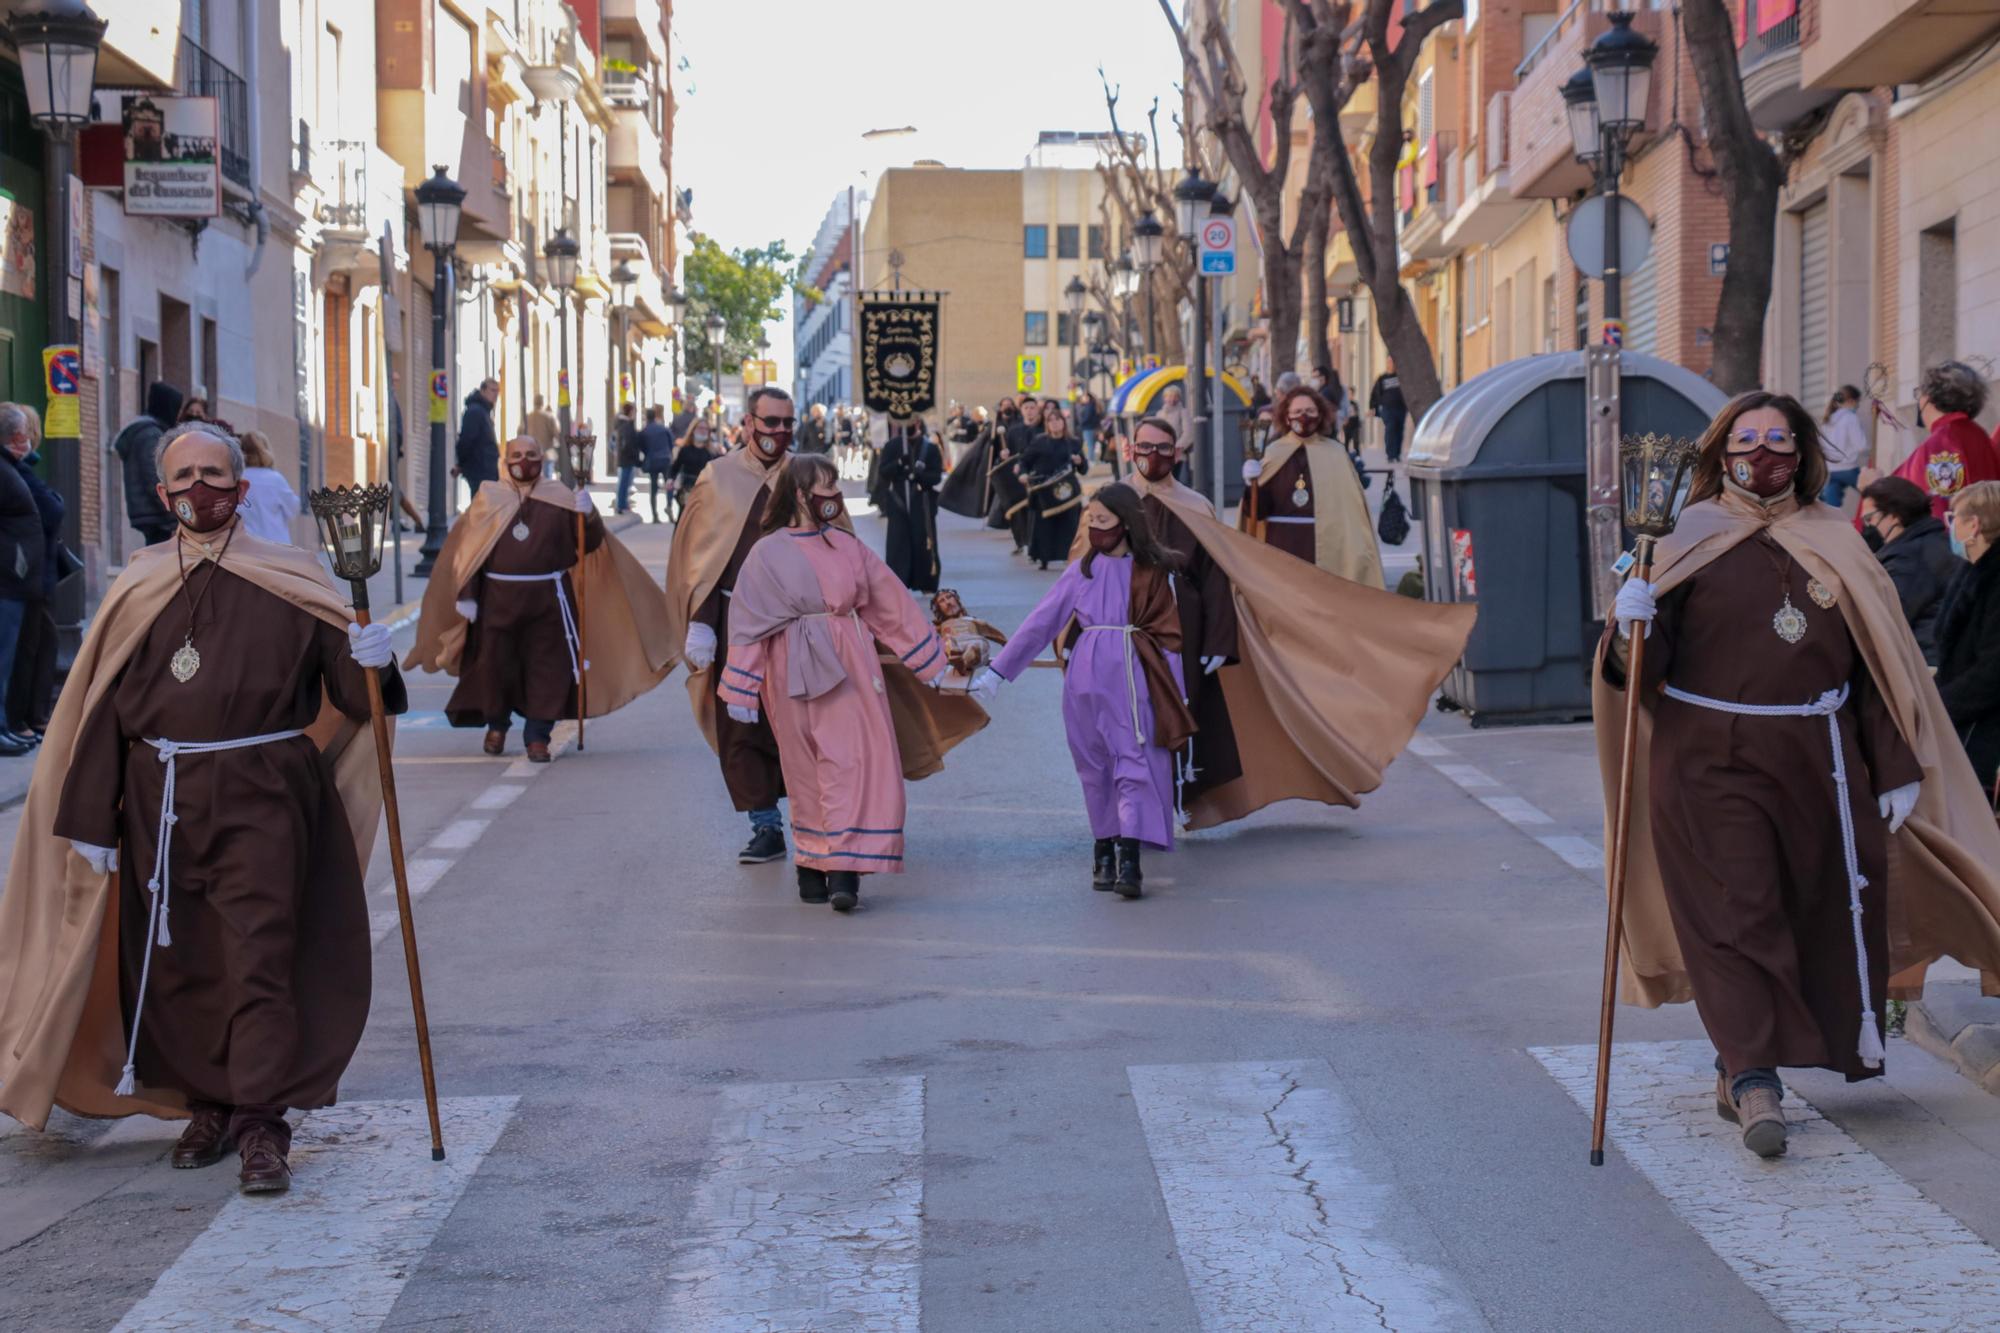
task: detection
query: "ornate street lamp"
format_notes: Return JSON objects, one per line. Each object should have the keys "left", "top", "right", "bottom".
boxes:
{"left": 7, "top": 0, "right": 105, "bottom": 131}
{"left": 1174, "top": 169, "right": 1218, "bottom": 504}
{"left": 1588, "top": 10, "right": 1659, "bottom": 134}
{"left": 412, "top": 167, "right": 465, "bottom": 576}
{"left": 705, "top": 311, "right": 727, "bottom": 418}
{"left": 1133, "top": 214, "right": 1164, "bottom": 358}
{"left": 1172, "top": 169, "right": 1216, "bottom": 242}
{"left": 1064, "top": 275, "right": 1087, "bottom": 388}
{"left": 1562, "top": 67, "right": 1604, "bottom": 164}
{"left": 544, "top": 228, "right": 580, "bottom": 444}
{"left": 611, "top": 260, "right": 637, "bottom": 409}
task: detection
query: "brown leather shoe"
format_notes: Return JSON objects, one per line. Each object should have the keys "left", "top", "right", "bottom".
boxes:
{"left": 237, "top": 1123, "right": 292, "bottom": 1194}
{"left": 1715, "top": 1071, "right": 1738, "bottom": 1124}
{"left": 483, "top": 729, "right": 506, "bottom": 756}
{"left": 525, "top": 740, "right": 552, "bottom": 764}
{"left": 171, "top": 1104, "right": 233, "bottom": 1169}
{"left": 1734, "top": 1086, "right": 1787, "bottom": 1158}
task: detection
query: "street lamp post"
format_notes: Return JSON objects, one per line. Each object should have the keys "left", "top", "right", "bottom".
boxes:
{"left": 1112, "top": 251, "right": 1138, "bottom": 370}
{"left": 1132, "top": 213, "right": 1164, "bottom": 362}
{"left": 6, "top": 0, "right": 104, "bottom": 633}
{"left": 664, "top": 284, "right": 685, "bottom": 410}
{"left": 1064, "top": 275, "right": 1087, "bottom": 394}
{"left": 611, "top": 259, "right": 637, "bottom": 416}
{"left": 543, "top": 229, "right": 581, "bottom": 456}
{"left": 1563, "top": 9, "right": 1658, "bottom": 622}
{"left": 704, "top": 312, "right": 727, "bottom": 421}
{"left": 412, "top": 166, "right": 465, "bottom": 577}
{"left": 1173, "top": 170, "right": 1216, "bottom": 500}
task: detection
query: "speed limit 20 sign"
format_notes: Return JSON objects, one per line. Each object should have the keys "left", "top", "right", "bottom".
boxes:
{"left": 1199, "top": 217, "right": 1236, "bottom": 276}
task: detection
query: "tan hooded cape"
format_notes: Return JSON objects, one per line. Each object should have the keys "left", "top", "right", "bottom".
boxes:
{"left": 1080, "top": 475, "right": 1476, "bottom": 828}
{"left": 0, "top": 531, "right": 390, "bottom": 1128}
{"left": 1595, "top": 490, "right": 2000, "bottom": 1007}
{"left": 405, "top": 478, "right": 676, "bottom": 717}
{"left": 664, "top": 446, "right": 986, "bottom": 777}
{"left": 1243, "top": 435, "right": 1385, "bottom": 588}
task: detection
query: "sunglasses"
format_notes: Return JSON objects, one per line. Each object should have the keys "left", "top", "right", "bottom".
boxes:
{"left": 1727, "top": 427, "right": 1795, "bottom": 451}
{"left": 754, "top": 414, "right": 797, "bottom": 429}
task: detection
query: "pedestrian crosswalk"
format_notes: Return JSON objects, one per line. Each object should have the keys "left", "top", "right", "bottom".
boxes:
{"left": 12, "top": 1050, "right": 2000, "bottom": 1330}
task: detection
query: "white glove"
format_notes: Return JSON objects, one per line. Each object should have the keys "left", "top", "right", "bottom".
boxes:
{"left": 1613, "top": 579, "right": 1657, "bottom": 639}
{"left": 575, "top": 489, "right": 594, "bottom": 514}
{"left": 347, "top": 622, "right": 394, "bottom": 669}
{"left": 455, "top": 598, "right": 479, "bottom": 624}
{"left": 1203, "top": 655, "right": 1226, "bottom": 675}
{"left": 1241, "top": 458, "right": 1263, "bottom": 483}
{"left": 684, "top": 622, "right": 717, "bottom": 672}
{"left": 725, "top": 702, "right": 760, "bottom": 725}
{"left": 72, "top": 840, "right": 118, "bottom": 875}
{"left": 968, "top": 668, "right": 1003, "bottom": 704}
{"left": 1879, "top": 781, "right": 1919, "bottom": 833}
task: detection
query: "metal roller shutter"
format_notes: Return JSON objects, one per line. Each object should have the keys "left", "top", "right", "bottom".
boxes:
{"left": 1623, "top": 248, "right": 1658, "bottom": 356}
{"left": 1799, "top": 202, "right": 1830, "bottom": 412}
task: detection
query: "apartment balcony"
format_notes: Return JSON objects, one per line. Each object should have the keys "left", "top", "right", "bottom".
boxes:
{"left": 1803, "top": 0, "right": 2000, "bottom": 91}
{"left": 176, "top": 36, "right": 250, "bottom": 193}
{"left": 1443, "top": 90, "right": 1535, "bottom": 250}
{"left": 603, "top": 0, "right": 668, "bottom": 64}
{"left": 607, "top": 71, "right": 669, "bottom": 202}
{"left": 1508, "top": 3, "right": 1665, "bottom": 200}
{"left": 313, "top": 140, "right": 403, "bottom": 241}
{"left": 1402, "top": 133, "right": 1455, "bottom": 263}
{"left": 377, "top": 88, "right": 513, "bottom": 259}
{"left": 1739, "top": 0, "right": 1836, "bottom": 131}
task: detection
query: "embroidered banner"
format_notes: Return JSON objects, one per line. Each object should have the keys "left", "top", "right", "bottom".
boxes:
{"left": 860, "top": 298, "right": 939, "bottom": 417}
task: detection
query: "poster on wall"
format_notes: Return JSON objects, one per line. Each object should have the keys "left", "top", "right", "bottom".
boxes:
{"left": 0, "top": 193, "right": 36, "bottom": 301}
{"left": 859, "top": 297, "right": 940, "bottom": 418}
{"left": 121, "top": 95, "right": 221, "bottom": 219}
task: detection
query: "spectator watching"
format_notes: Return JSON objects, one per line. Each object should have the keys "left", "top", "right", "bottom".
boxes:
{"left": 1935, "top": 479, "right": 2000, "bottom": 787}
{"left": 1861, "top": 474, "right": 1958, "bottom": 665}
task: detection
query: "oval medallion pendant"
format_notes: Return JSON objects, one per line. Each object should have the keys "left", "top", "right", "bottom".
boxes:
{"left": 1292, "top": 479, "right": 1311, "bottom": 509}
{"left": 1808, "top": 577, "right": 1836, "bottom": 609}
{"left": 511, "top": 521, "right": 531, "bottom": 542}
{"left": 170, "top": 641, "right": 201, "bottom": 683}
{"left": 1773, "top": 595, "right": 1808, "bottom": 645}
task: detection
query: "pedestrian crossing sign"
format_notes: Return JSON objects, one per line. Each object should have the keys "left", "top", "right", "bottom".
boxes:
{"left": 1016, "top": 355, "right": 1042, "bottom": 393}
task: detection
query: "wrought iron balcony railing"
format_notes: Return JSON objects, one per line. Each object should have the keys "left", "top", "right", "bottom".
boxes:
{"left": 177, "top": 36, "right": 250, "bottom": 191}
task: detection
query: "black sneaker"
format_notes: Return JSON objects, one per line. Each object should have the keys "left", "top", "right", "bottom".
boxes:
{"left": 797, "top": 866, "right": 829, "bottom": 903}
{"left": 739, "top": 825, "right": 786, "bottom": 864}
{"left": 827, "top": 871, "right": 860, "bottom": 912}
{"left": 1092, "top": 839, "right": 1116, "bottom": 891}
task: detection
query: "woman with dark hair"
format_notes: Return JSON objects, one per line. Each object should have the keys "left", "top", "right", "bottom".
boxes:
{"left": 1889, "top": 360, "right": 2000, "bottom": 517}
{"left": 1239, "top": 383, "right": 1382, "bottom": 585}
{"left": 1594, "top": 388, "right": 2000, "bottom": 1159}
{"left": 973, "top": 483, "right": 1194, "bottom": 898}
{"left": 720, "top": 453, "right": 953, "bottom": 913}
{"left": 1021, "top": 403, "right": 1090, "bottom": 569}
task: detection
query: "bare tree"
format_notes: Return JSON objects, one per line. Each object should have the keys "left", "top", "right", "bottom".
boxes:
{"left": 1680, "top": 0, "right": 1783, "bottom": 395}
{"left": 1156, "top": 0, "right": 1331, "bottom": 378}
{"left": 1294, "top": 0, "right": 1462, "bottom": 421}
{"left": 1096, "top": 82, "right": 1191, "bottom": 363}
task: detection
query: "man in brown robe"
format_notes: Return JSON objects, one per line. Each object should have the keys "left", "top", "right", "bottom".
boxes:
{"left": 0, "top": 422, "right": 402, "bottom": 1194}
{"left": 1599, "top": 391, "right": 2000, "bottom": 1158}
{"left": 666, "top": 386, "right": 797, "bottom": 863}
{"left": 1239, "top": 384, "right": 1384, "bottom": 587}
{"left": 406, "top": 437, "right": 675, "bottom": 763}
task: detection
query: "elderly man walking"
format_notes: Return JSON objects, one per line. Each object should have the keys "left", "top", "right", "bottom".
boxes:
{"left": 0, "top": 421, "right": 405, "bottom": 1194}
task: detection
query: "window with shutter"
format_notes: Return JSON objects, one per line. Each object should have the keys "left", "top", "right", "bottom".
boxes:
{"left": 1799, "top": 202, "right": 1830, "bottom": 411}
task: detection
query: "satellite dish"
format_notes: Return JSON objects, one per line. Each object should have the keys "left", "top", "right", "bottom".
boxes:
{"left": 1566, "top": 194, "right": 1654, "bottom": 280}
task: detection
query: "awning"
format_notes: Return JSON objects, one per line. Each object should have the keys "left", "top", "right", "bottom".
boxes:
{"left": 1108, "top": 366, "right": 1253, "bottom": 416}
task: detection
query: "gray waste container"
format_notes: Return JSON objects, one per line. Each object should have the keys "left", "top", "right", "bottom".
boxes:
{"left": 1404, "top": 351, "right": 1726, "bottom": 726}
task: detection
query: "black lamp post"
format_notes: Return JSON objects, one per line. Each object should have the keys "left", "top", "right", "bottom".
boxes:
{"left": 1563, "top": 11, "right": 1658, "bottom": 350}
{"left": 1112, "top": 250, "right": 1138, "bottom": 367}
{"left": 1173, "top": 169, "right": 1217, "bottom": 499}
{"left": 543, "top": 229, "right": 581, "bottom": 452}
{"left": 704, "top": 311, "right": 727, "bottom": 420}
{"left": 611, "top": 259, "right": 637, "bottom": 413}
{"left": 1132, "top": 213, "right": 1164, "bottom": 360}
{"left": 1064, "top": 275, "right": 1087, "bottom": 392}
{"left": 412, "top": 166, "right": 464, "bottom": 576}
{"left": 7, "top": 0, "right": 103, "bottom": 633}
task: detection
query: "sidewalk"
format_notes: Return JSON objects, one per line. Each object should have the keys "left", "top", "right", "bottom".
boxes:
{"left": 1910, "top": 960, "right": 2000, "bottom": 1097}
{"left": 0, "top": 483, "right": 635, "bottom": 810}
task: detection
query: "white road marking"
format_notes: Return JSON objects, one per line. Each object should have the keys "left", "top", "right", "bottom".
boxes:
{"left": 1535, "top": 835, "right": 1604, "bottom": 871}
{"left": 1432, "top": 762, "right": 1499, "bottom": 790}
{"left": 367, "top": 857, "right": 454, "bottom": 948}
{"left": 1405, "top": 735, "right": 1450, "bottom": 758}
{"left": 1128, "top": 1060, "right": 1486, "bottom": 1332}
{"left": 470, "top": 783, "right": 528, "bottom": 810}
{"left": 655, "top": 1077, "right": 924, "bottom": 1333}
{"left": 1478, "top": 794, "right": 1553, "bottom": 826}
{"left": 111, "top": 1096, "right": 516, "bottom": 1333}
{"left": 1409, "top": 736, "right": 1607, "bottom": 874}
{"left": 1534, "top": 1041, "right": 2000, "bottom": 1331}
{"left": 426, "top": 817, "right": 488, "bottom": 851}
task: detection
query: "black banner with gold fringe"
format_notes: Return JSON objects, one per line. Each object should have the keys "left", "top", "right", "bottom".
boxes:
{"left": 859, "top": 296, "right": 940, "bottom": 418}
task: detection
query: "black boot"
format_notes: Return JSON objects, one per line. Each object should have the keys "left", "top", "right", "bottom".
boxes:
{"left": 828, "top": 871, "right": 861, "bottom": 913}
{"left": 797, "top": 866, "right": 829, "bottom": 904}
{"left": 1113, "top": 838, "right": 1143, "bottom": 899}
{"left": 1092, "top": 839, "right": 1116, "bottom": 891}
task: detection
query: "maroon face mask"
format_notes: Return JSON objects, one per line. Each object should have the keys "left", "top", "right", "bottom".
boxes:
{"left": 1728, "top": 447, "right": 1797, "bottom": 498}
{"left": 508, "top": 458, "right": 543, "bottom": 483}
{"left": 811, "top": 492, "right": 846, "bottom": 526}
{"left": 1087, "top": 523, "right": 1126, "bottom": 554}
{"left": 1137, "top": 450, "right": 1177, "bottom": 482}
{"left": 167, "top": 481, "right": 240, "bottom": 533}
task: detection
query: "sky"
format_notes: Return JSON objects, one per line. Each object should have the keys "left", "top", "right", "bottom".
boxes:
{"left": 670, "top": 0, "right": 1188, "bottom": 382}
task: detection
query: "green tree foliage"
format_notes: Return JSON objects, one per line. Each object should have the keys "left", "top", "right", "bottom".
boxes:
{"left": 684, "top": 234, "right": 794, "bottom": 378}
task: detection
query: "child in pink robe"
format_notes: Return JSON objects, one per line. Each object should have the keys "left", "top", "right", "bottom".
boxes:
{"left": 722, "top": 507, "right": 947, "bottom": 912}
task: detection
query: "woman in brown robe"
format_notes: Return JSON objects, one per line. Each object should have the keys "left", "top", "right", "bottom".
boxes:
{"left": 52, "top": 523, "right": 405, "bottom": 1178}
{"left": 1607, "top": 391, "right": 1924, "bottom": 1158}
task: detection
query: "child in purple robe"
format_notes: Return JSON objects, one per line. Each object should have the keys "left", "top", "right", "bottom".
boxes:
{"left": 976, "top": 484, "right": 1196, "bottom": 898}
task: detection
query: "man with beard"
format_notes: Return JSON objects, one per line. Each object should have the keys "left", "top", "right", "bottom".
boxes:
{"left": 1240, "top": 383, "right": 1383, "bottom": 587}
{"left": 0, "top": 422, "right": 404, "bottom": 1194}
{"left": 876, "top": 417, "right": 943, "bottom": 592}
{"left": 406, "top": 436, "right": 675, "bottom": 763}
{"left": 666, "top": 387, "right": 798, "bottom": 862}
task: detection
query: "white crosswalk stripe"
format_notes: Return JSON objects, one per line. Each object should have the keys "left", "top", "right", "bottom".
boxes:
{"left": 654, "top": 1076, "right": 925, "bottom": 1333}
{"left": 1535, "top": 1040, "right": 2000, "bottom": 1331}
{"left": 110, "top": 1096, "right": 516, "bottom": 1333}
{"left": 1128, "top": 1060, "right": 1487, "bottom": 1332}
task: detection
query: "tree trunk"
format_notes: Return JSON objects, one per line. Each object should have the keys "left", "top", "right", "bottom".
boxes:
{"left": 1682, "top": 0, "right": 1783, "bottom": 395}
{"left": 1262, "top": 197, "right": 1303, "bottom": 377}
{"left": 1304, "top": 205, "right": 1332, "bottom": 376}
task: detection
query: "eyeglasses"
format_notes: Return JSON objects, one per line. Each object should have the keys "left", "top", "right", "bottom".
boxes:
{"left": 754, "top": 414, "right": 797, "bottom": 429}
{"left": 1728, "top": 427, "right": 1796, "bottom": 451}
{"left": 1131, "top": 440, "right": 1174, "bottom": 456}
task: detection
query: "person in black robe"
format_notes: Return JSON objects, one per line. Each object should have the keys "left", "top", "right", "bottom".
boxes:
{"left": 999, "top": 398, "right": 1041, "bottom": 551}
{"left": 877, "top": 418, "right": 943, "bottom": 592}
{"left": 939, "top": 407, "right": 995, "bottom": 519}
{"left": 1022, "top": 403, "right": 1089, "bottom": 570}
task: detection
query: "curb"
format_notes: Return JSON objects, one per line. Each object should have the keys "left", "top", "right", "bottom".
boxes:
{"left": 1906, "top": 983, "right": 2000, "bottom": 1097}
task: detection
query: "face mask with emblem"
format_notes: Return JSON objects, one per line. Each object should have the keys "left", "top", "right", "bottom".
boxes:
{"left": 167, "top": 480, "right": 240, "bottom": 534}
{"left": 508, "top": 457, "right": 543, "bottom": 483}
{"left": 1087, "top": 522, "right": 1126, "bottom": 554}
{"left": 811, "top": 492, "right": 845, "bottom": 526}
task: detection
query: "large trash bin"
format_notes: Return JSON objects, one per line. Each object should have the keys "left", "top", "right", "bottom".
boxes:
{"left": 1404, "top": 351, "right": 1726, "bottom": 726}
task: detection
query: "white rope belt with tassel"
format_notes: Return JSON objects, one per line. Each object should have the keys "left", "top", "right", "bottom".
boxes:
{"left": 486, "top": 570, "right": 587, "bottom": 682}
{"left": 1078, "top": 624, "right": 1145, "bottom": 745}
{"left": 116, "top": 728, "right": 309, "bottom": 1097}
{"left": 1659, "top": 681, "right": 1885, "bottom": 1070}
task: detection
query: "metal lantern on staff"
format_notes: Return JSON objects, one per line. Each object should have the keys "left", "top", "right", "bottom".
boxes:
{"left": 307, "top": 482, "right": 447, "bottom": 1161}
{"left": 563, "top": 428, "right": 595, "bottom": 750}
{"left": 1242, "top": 408, "right": 1275, "bottom": 536}
{"left": 1588, "top": 430, "right": 1697, "bottom": 1167}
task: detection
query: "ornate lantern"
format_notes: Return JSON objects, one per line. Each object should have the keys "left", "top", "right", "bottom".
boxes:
{"left": 565, "top": 428, "right": 596, "bottom": 488}
{"left": 308, "top": 483, "right": 394, "bottom": 608}
{"left": 1617, "top": 431, "right": 1698, "bottom": 549}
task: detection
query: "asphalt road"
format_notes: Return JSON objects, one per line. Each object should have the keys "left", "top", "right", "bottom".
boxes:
{"left": 7, "top": 482, "right": 2000, "bottom": 1332}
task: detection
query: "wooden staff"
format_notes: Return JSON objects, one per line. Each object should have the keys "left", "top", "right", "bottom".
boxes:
{"left": 352, "top": 591, "right": 446, "bottom": 1161}
{"left": 1591, "top": 537, "right": 1657, "bottom": 1167}
{"left": 574, "top": 502, "right": 588, "bottom": 752}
